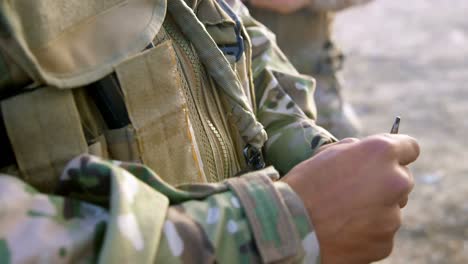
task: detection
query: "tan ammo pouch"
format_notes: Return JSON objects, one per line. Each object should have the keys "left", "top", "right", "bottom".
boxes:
{"left": 1, "top": 88, "right": 88, "bottom": 192}
{"left": 114, "top": 40, "right": 207, "bottom": 186}
{"left": 0, "top": 0, "right": 170, "bottom": 191}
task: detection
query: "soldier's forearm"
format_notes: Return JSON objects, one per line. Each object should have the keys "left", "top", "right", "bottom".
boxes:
{"left": 156, "top": 167, "right": 320, "bottom": 263}
{"left": 0, "top": 155, "right": 319, "bottom": 263}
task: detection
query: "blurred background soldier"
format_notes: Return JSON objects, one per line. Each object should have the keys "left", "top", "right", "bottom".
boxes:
{"left": 247, "top": 0, "right": 373, "bottom": 138}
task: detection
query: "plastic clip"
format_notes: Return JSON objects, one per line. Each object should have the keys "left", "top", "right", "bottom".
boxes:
{"left": 243, "top": 144, "right": 265, "bottom": 171}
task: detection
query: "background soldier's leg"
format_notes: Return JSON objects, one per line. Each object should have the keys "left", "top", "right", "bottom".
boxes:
{"left": 314, "top": 72, "right": 361, "bottom": 139}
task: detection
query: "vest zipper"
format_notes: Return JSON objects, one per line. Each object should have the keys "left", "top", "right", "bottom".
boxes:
{"left": 164, "top": 18, "right": 232, "bottom": 182}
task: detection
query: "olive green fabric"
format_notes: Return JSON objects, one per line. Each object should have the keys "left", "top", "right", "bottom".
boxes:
{"left": 0, "top": 49, "right": 30, "bottom": 95}
{"left": 104, "top": 125, "right": 142, "bottom": 163}
{"left": 115, "top": 39, "right": 207, "bottom": 185}
{"left": 88, "top": 135, "right": 109, "bottom": 159}
{"left": 0, "top": 0, "right": 167, "bottom": 88}
{"left": 1, "top": 87, "right": 87, "bottom": 192}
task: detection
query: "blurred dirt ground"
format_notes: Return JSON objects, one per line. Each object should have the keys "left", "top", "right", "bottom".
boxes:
{"left": 334, "top": 0, "right": 468, "bottom": 263}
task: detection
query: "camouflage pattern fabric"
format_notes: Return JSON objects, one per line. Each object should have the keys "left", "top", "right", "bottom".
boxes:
{"left": 227, "top": 1, "right": 337, "bottom": 174}
{"left": 0, "top": 0, "right": 337, "bottom": 262}
{"left": 162, "top": 0, "right": 336, "bottom": 175}
{"left": 248, "top": 5, "right": 362, "bottom": 139}
{"left": 0, "top": 155, "right": 320, "bottom": 263}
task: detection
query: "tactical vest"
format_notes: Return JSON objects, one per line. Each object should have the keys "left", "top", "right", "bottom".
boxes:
{"left": 248, "top": 7, "right": 344, "bottom": 76}
{"left": 0, "top": 0, "right": 267, "bottom": 192}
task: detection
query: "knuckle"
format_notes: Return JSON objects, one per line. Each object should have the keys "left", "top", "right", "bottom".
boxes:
{"left": 398, "top": 170, "right": 414, "bottom": 194}
{"left": 362, "top": 136, "right": 396, "bottom": 156}
{"left": 389, "top": 172, "right": 413, "bottom": 198}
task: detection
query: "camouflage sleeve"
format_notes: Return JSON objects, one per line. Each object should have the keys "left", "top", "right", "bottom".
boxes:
{"left": 0, "top": 155, "right": 319, "bottom": 263}
{"left": 228, "top": 0, "right": 337, "bottom": 174}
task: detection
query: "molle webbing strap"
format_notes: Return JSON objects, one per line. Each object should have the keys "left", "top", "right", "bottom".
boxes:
{"left": 115, "top": 40, "right": 207, "bottom": 185}
{"left": 167, "top": 0, "right": 267, "bottom": 150}
{"left": 104, "top": 125, "right": 141, "bottom": 163}
{"left": 1, "top": 87, "right": 87, "bottom": 192}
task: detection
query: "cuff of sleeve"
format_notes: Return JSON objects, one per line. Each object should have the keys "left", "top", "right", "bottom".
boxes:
{"left": 226, "top": 167, "right": 316, "bottom": 263}
{"left": 275, "top": 181, "right": 321, "bottom": 264}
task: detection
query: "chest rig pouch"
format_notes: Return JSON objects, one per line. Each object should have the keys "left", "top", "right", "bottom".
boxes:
{"left": 1, "top": 0, "right": 267, "bottom": 191}
{"left": 0, "top": 0, "right": 167, "bottom": 191}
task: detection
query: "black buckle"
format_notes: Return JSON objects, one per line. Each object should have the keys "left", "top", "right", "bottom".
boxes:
{"left": 219, "top": 41, "right": 244, "bottom": 62}
{"left": 243, "top": 144, "right": 265, "bottom": 171}
{"left": 217, "top": 0, "right": 245, "bottom": 62}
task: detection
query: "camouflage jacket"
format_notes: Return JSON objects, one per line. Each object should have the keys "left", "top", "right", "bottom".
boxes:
{"left": 0, "top": 0, "right": 335, "bottom": 263}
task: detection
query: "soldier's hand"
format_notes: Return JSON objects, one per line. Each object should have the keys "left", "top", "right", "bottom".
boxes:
{"left": 282, "top": 134, "right": 420, "bottom": 263}
{"left": 247, "top": 0, "right": 310, "bottom": 14}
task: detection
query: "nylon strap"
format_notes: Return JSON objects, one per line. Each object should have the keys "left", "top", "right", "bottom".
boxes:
{"left": 167, "top": 0, "right": 267, "bottom": 150}
{"left": 105, "top": 125, "right": 141, "bottom": 163}
{"left": 115, "top": 40, "right": 207, "bottom": 185}
{"left": 1, "top": 87, "right": 87, "bottom": 192}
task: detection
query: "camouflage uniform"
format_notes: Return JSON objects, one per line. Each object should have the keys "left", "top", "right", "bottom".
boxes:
{"left": 248, "top": 0, "right": 371, "bottom": 138}
{"left": 0, "top": 0, "right": 335, "bottom": 263}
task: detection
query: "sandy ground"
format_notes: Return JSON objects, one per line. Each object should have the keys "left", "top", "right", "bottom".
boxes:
{"left": 334, "top": 1, "right": 468, "bottom": 263}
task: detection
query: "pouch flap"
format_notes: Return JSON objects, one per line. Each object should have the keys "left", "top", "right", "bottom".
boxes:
{"left": 0, "top": 0, "right": 167, "bottom": 89}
